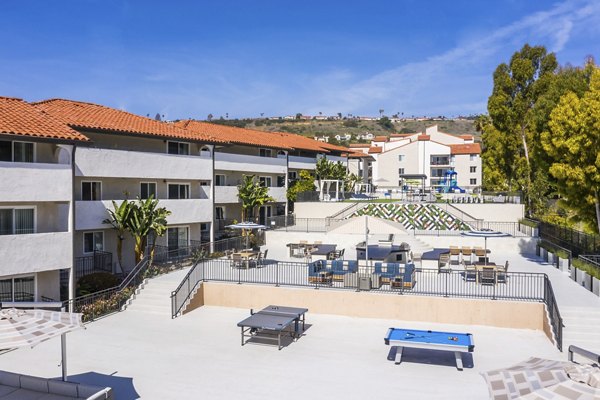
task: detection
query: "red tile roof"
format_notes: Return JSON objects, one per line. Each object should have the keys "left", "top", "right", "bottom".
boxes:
{"left": 0, "top": 97, "right": 88, "bottom": 142}
{"left": 368, "top": 146, "right": 382, "bottom": 154}
{"left": 176, "top": 120, "right": 293, "bottom": 150}
{"left": 417, "top": 135, "right": 430, "bottom": 141}
{"left": 459, "top": 134, "right": 474, "bottom": 140}
{"left": 349, "top": 143, "right": 370, "bottom": 148}
{"left": 450, "top": 143, "right": 481, "bottom": 155}
{"left": 348, "top": 151, "right": 372, "bottom": 158}
{"left": 373, "top": 135, "right": 388, "bottom": 142}
{"left": 34, "top": 99, "right": 223, "bottom": 143}
{"left": 390, "top": 133, "right": 415, "bottom": 137}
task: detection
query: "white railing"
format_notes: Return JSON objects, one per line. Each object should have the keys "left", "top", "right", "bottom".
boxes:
{"left": 0, "top": 161, "right": 72, "bottom": 202}
{"left": 269, "top": 187, "right": 287, "bottom": 202}
{"left": 76, "top": 147, "right": 213, "bottom": 180}
{"left": 214, "top": 152, "right": 286, "bottom": 174}
{"left": 214, "top": 186, "right": 240, "bottom": 204}
{"left": 288, "top": 156, "right": 317, "bottom": 170}
{"left": 0, "top": 232, "right": 72, "bottom": 275}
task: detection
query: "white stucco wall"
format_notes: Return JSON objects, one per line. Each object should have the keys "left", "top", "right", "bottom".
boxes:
{"left": 75, "top": 147, "right": 213, "bottom": 180}
{"left": 214, "top": 152, "right": 286, "bottom": 174}
{"left": 293, "top": 202, "right": 350, "bottom": 218}
{"left": 441, "top": 203, "right": 525, "bottom": 223}
{"left": 0, "top": 162, "right": 72, "bottom": 202}
{"left": 0, "top": 232, "right": 72, "bottom": 275}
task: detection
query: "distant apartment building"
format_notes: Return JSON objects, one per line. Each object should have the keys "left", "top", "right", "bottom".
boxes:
{"left": 352, "top": 126, "right": 481, "bottom": 192}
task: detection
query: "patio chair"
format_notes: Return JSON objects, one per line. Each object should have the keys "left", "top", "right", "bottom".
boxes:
{"left": 231, "top": 254, "right": 244, "bottom": 269}
{"left": 261, "top": 249, "right": 268, "bottom": 265}
{"left": 479, "top": 266, "right": 497, "bottom": 285}
{"left": 314, "top": 241, "right": 322, "bottom": 246}
{"left": 438, "top": 253, "right": 450, "bottom": 273}
{"left": 464, "top": 262, "right": 477, "bottom": 282}
{"left": 497, "top": 260, "right": 508, "bottom": 283}
{"left": 449, "top": 246, "right": 460, "bottom": 264}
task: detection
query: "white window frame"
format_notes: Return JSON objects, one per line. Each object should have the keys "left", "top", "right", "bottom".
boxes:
{"left": 83, "top": 231, "right": 104, "bottom": 254}
{"left": 0, "top": 274, "right": 36, "bottom": 302}
{"left": 166, "top": 141, "right": 190, "bottom": 156}
{"left": 0, "top": 206, "right": 37, "bottom": 235}
{"left": 215, "top": 174, "right": 227, "bottom": 187}
{"left": 12, "top": 141, "right": 36, "bottom": 163}
{"left": 140, "top": 181, "right": 158, "bottom": 199}
{"left": 259, "top": 176, "right": 272, "bottom": 187}
{"left": 259, "top": 148, "right": 272, "bottom": 158}
{"left": 167, "top": 182, "right": 191, "bottom": 199}
{"left": 167, "top": 225, "right": 190, "bottom": 248}
{"left": 81, "top": 181, "right": 102, "bottom": 201}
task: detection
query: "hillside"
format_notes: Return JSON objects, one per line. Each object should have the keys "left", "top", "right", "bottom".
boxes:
{"left": 205, "top": 117, "right": 478, "bottom": 145}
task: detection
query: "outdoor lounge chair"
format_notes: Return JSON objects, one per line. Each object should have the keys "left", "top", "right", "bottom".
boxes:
{"left": 449, "top": 246, "right": 460, "bottom": 264}
{"left": 464, "top": 262, "right": 477, "bottom": 282}
{"left": 438, "top": 253, "right": 450, "bottom": 273}
{"left": 231, "top": 254, "right": 244, "bottom": 269}
{"left": 479, "top": 266, "right": 497, "bottom": 285}
{"left": 331, "top": 260, "right": 358, "bottom": 281}
{"left": 496, "top": 260, "right": 508, "bottom": 283}
{"left": 374, "top": 262, "right": 400, "bottom": 283}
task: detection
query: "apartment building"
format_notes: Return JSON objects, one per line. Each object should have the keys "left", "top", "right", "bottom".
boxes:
{"left": 35, "top": 99, "right": 221, "bottom": 273}
{"left": 1, "top": 96, "right": 354, "bottom": 302}
{"left": 354, "top": 126, "right": 482, "bottom": 192}
{"left": 0, "top": 97, "right": 88, "bottom": 302}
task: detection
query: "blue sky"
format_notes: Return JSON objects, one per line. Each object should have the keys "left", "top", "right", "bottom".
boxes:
{"left": 1, "top": 0, "right": 599, "bottom": 120}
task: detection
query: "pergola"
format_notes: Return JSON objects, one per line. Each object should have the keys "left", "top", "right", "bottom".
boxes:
{"left": 319, "top": 179, "right": 344, "bottom": 202}
{"left": 354, "top": 182, "right": 372, "bottom": 193}
{"left": 398, "top": 174, "right": 427, "bottom": 201}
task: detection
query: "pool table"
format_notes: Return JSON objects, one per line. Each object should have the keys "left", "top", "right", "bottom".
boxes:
{"left": 384, "top": 328, "right": 475, "bottom": 370}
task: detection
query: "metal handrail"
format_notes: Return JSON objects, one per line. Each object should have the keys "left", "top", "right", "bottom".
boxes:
{"left": 544, "top": 275, "right": 563, "bottom": 351}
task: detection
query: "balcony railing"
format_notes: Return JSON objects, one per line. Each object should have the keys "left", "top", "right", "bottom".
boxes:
{"left": 74, "top": 251, "right": 113, "bottom": 279}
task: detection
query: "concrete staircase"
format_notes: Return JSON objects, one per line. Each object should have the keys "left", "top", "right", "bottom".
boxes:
{"left": 559, "top": 306, "right": 600, "bottom": 354}
{"left": 124, "top": 267, "right": 191, "bottom": 317}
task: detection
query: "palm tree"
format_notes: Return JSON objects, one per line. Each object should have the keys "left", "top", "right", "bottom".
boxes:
{"left": 126, "top": 196, "right": 171, "bottom": 264}
{"left": 379, "top": 109, "right": 384, "bottom": 118}
{"left": 103, "top": 200, "right": 132, "bottom": 272}
{"left": 237, "top": 175, "right": 274, "bottom": 222}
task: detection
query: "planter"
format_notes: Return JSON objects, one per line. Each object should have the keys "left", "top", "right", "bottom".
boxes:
{"left": 570, "top": 266, "right": 577, "bottom": 281}
{"left": 536, "top": 245, "right": 540, "bottom": 257}
{"left": 593, "top": 277, "right": 600, "bottom": 297}
{"left": 533, "top": 227, "right": 539, "bottom": 237}
{"left": 541, "top": 248, "right": 548, "bottom": 262}
{"left": 558, "top": 257, "right": 569, "bottom": 272}
{"left": 577, "top": 269, "right": 587, "bottom": 287}
{"left": 547, "top": 252, "right": 554, "bottom": 265}
{"left": 583, "top": 273, "right": 593, "bottom": 291}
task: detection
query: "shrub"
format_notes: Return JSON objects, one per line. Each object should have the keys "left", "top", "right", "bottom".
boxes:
{"left": 572, "top": 258, "right": 600, "bottom": 280}
{"left": 519, "top": 218, "right": 539, "bottom": 228}
{"left": 76, "top": 273, "right": 121, "bottom": 296}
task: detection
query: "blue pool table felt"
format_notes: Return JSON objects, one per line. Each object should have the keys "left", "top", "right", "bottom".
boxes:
{"left": 385, "top": 328, "right": 473, "bottom": 348}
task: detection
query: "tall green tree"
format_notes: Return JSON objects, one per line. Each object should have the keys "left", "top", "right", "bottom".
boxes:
{"left": 487, "top": 44, "right": 558, "bottom": 214}
{"left": 103, "top": 200, "right": 132, "bottom": 270}
{"left": 541, "top": 66, "right": 600, "bottom": 233}
{"left": 287, "top": 170, "right": 316, "bottom": 202}
{"left": 237, "top": 175, "right": 275, "bottom": 222}
{"left": 126, "top": 197, "right": 171, "bottom": 264}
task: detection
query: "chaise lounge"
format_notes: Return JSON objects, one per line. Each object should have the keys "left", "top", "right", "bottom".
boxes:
{"left": 0, "top": 371, "right": 112, "bottom": 400}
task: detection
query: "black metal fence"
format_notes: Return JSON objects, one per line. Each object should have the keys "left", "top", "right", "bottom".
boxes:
{"left": 266, "top": 215, "right": 344, "bottom": 232}
{"left": 74, "top": 251, "right": 113, "bottom": 279}
{"left": 539, "top": 221, "right": 600, "bottom": 258}
{"left": 170, "top": 259, "right": 562, "bottom": 350}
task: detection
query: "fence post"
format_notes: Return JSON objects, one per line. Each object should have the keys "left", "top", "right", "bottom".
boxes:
{"left": 237, "top": 265, "right": 241, "bottom": 285}
{"left": 275, "top": 262, "right": 279, "bottom": 287}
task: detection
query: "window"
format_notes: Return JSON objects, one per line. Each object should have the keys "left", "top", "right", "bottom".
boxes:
{"left": 259, "top": 176, "right": 272, "bottom": 187}
{"left": 398, "top": 168, "right": 405, "bottom": 175}
{"left": 200, "top": 146, "right": 211, "bottom": 157}
{"left": 215, "top": 175, "right": 226, "bottom": 186}
{"left": 200, "top": 223, "right": 210, "bottom": 241}
{"left": 0, "top": 140, "right": 34, "bottom": 162}
{"left": 398, "top": 155, "right": 404, "bottom": 162}
{"left": 0, "top": 276, "right": 35, "bottom": 302}
{"left": 83, "top": 231, "right": 104, "bottom": 254}
{"left": 82, "top": 182, "right": 101, "bottom": 201}
{"left": 470, "top": 154, "right": 477, "bottom": 161}
{"left": 167, "top": 141, "right": 190, "bottom": 155}
{"left": 288, "top": 171, "right": 298, "bottom": 181}
{"left": 167, "top": 226, "right": 189, "bottom": 250}
{"left": 168, "top": 183, "right": 190, "bottom": 199}
{"left": 277, "top": 175, "right": 286, "bottom": 187}
{"left": 215, "top": 207, "right": 225, "bottom": 220}
{"left": 140, "top": 182, "right": 157, "bottom": 199}
{"left": 470, "top": 166, "right": 477, "bottom": 173}
{"left": 0, "top": 208, "right": 35, "bottom": 235}
{"left": 470, "top": 179, "right": 477, "bottom": 185}
{"left": 259, "top": 148, "right": 272, "bottom": 157}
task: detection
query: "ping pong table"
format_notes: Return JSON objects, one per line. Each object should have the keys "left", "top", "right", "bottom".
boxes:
{"left": 237, "top": 305, "right": 308, "bottom": 350}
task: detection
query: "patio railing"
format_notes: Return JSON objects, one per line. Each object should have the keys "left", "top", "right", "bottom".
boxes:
{"left": 169, "top": 259, "right": 563, "bottom": 350}
{"left": 538, "top": 221, "right": 600, "bottom": 257}
{"left": 74, "top": 250, "right": 113, "bottom": 279}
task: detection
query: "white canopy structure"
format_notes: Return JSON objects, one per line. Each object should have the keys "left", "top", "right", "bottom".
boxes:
{"left": 319, "top": 179, "right": 344, "bottom": 202}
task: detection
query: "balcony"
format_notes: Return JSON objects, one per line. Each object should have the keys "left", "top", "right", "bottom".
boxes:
{"left": 269, "top": 187, "right": 287, "bottom": 203}
{"left": 214, "top": 152, "right": 286, "bottom": 174}
{"left": 76, "top": 199, "right": 213, "bottom": 230}
{"left": 215, "top": 186, "right": 240, "bottom": 204}
{"left": 288, "top": 156, "right": 316, "bottom": 170}
{"left": 75, "top": 147, "right": 213, "bottom": 180}
{"left": 0, "top": 161, "right": 72, "bottom": 202}
{"left": 0, "top": 232, "right": 72, "bottom": 275}
{"left": 325, "top": 155, "right": 347, "bottom": 164}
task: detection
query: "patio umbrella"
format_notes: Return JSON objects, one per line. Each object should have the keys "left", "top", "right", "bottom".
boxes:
{"left": 0, "top": 305, "right": 84, "bottom": 381}
{"left": 462, "top": 229, "right": 510, "bottom": 265}
{"left": 481, "top": 357, "right": 600, "bottom": 400}
{"left": 226, "top": 221, "right": 267, "bottom": 249}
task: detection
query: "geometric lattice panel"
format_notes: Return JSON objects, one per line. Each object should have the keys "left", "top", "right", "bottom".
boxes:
{"left": 348, "top": 203, "right": 470, "bottom": 231}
